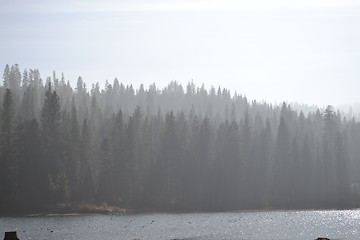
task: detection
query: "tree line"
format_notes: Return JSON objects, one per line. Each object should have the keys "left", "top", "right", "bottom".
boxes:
{"left": 0, "top": 63, "right": 359, "bottom": 213}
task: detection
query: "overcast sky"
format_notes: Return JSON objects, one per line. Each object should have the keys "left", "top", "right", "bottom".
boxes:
{"left": 1, "top": 0, "right": 360, "bottom": 106}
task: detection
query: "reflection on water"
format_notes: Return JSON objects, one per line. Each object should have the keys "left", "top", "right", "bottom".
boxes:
{"left": 1, "top": 210, "right": 360, "bottom": 240}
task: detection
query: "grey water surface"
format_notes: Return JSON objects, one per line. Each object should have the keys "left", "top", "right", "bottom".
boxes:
{"left": 1, "top": 210, "right": 360, "bottom": 240}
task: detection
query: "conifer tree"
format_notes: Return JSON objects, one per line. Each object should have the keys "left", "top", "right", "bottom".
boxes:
{"left": 16, "top": 119, "right": 44, "bottom": 209}
{"left": 41, "top": 83, "right": 63, "bottom": 202}
{"left": 273, "top": 116, "right": 291, "bottom": 207}
{"left": 0, "top": 89, "right": 16, "bottom": 208}
{"left": 2, "top": 65, "right": 10, "bottom": 88}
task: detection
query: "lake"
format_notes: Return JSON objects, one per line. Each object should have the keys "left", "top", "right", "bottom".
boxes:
{"left": 1, "top": 210, "right": 360, "bottom": 240}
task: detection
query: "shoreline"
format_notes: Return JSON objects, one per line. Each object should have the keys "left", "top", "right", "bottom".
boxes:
{"left": 1, "top": 206, "right": 359, "bottom": 218}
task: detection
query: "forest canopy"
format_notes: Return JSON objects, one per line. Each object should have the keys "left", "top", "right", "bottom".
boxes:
{"left": 0, "top": 64, "right": 359, "bottom": 213}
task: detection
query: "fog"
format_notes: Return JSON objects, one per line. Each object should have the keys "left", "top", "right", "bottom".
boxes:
{"left": 0, "top": 65, "right": 359, "bottom": 213}
{"left": 1, "top": 1, "right": 360, "bottom": 105}
{"left": 1, "top": 0, "right": 360, "bottom": 214}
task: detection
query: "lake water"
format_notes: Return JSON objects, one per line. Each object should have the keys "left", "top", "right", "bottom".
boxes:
{"left": 1, "top": 210, "right": 360, "bottom": 240}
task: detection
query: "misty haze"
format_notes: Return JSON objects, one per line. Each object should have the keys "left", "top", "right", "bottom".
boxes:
{"left": 1, "top": 0, "right": 360, "bottom": 240}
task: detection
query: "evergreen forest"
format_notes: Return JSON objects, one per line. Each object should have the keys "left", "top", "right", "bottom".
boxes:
{"left": 1, "top": 64, "right": 359, "bottom": 213}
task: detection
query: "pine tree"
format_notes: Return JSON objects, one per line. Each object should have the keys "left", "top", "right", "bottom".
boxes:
{"left": 273, "top": 116, "right": 291, "bottom": 208}
{"left": 41, "top": 83, "right": 63, "bottom": 202}
{"left": 2, "top": 65, "right": 10, "bottom": 88}
{"left": 322, "top": 105, "right": 337, "bottom": 206}
{"left": 334, "top": 131, "right": 350, "bottom": 207}
{"left": 98, "top": 137, "right": 114, "bottom": 203}
{"left": 111, "top": 109, "right": 126, "bottom": 205}
{"left": 16, "top": 119, "right": 45, "bottom": 209}
{"left": 125, "top": 106, "right": 143, "bottom": 205}
{"left": 79, "top": 118, "right": 95, "bottom": 201}
{"left": 0, "top": 89, "right": 16, "bottom": 209}
{"left": 154, "top": 111, "right": 181, "bottom": 207}
{"left": 69, "top": 102, "right": 81, "bottom": 198}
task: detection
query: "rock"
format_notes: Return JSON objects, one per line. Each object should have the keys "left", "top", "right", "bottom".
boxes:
{"left": 4, "top": 231, "right": 19, "bottom": 240}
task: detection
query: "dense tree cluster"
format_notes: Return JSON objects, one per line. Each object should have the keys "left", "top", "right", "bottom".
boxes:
{"left": 0, "top": 64, "right": 359, "bottom": 213}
